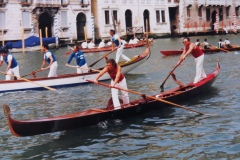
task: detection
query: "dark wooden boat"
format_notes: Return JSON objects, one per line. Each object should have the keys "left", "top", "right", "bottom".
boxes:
{"left": 80, "top": 40, "right": 147, "bottom": 53}
{"left": 3, "top": 62, "right": 220, "bottom": 136}
{"left": 160, "top": 46, "right": 240, "bottom": 56}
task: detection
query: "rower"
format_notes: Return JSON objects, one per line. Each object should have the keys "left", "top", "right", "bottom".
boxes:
{"left": 94, "top": 58, "right": 129, "bottom": 110}
{"left": 81, "top": 41, "right": 88, "bottom": 49}
{"left": 223, "top": 38, "right": 232, "bottom": 48}
{"left": 41, "top": 44, "right": 58, "bottom": 77}
{"left": 195, "top": 39, "right": 201, "bottom": 47}
{"left": 203, "top": 39, "right": 211, "bottom": 49}
{"left": 66, "top": 45, "right": 88, "bottom": 74}
{"left": 98, "top": 39, "right": 106, "bottom": 48}
{"left": 88, "top": 40, "right": 95, "bottom": 49}
{"left": 0, "top": 48, "right": 20, "bottom": 80}
{"left": 218, "top": 39, "right": 224, "bottom": 48}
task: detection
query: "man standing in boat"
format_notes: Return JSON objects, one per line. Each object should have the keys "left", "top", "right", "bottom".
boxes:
{"left": 41, "top": 44, "right": 58, "bottom": 77}
{"left": 178, "top": 37, "right": 207, "bottom": 84}
{"left": 94, "top": 59, "right": 129, "bottom": 109}
{"left": 0, "top": 48, "right": 20, "bottom": 80}
{"left": 109, "top": 29, "right": 130, "bottom": 63}
{"left": 65, "top": 45, "right": 88, "bottom": 73}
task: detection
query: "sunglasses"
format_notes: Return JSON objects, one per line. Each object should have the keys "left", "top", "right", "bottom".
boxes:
{"left": 183, "top": 41, "right": 188, "bottom": 44}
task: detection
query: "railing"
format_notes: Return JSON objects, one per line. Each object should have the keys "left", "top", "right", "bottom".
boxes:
{"left": 197, "top": 0, "right": 206, "bottom": 7}
{"left": 185, "top": 0, "right": 194, "bottom": 6}
{"left": 168, "top": 0, "right": 179, "bottom": 4}
{"left": 225, "top": 0, "right": 232, "bottom": 6}
{"left": 206, "top": 0, "right": 225, "bottom": 6}
{"left": 126, "top": 26, "right": 143, "bottom": 35}
{"left": 34, "top": 0, "right": 61, "bottom": 4}
{"left": 122, "top": 0, "right": 134, "bottom": 4}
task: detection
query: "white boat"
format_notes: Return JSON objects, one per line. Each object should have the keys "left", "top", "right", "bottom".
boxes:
{"left": 0, "top": 47, "right": 150, "bottom": 93}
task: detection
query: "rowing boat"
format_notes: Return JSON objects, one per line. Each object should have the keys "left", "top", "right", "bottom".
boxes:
{"left": 78, "top": 40, "right": 148, "bottom": 53}
{"left": 160, "top": 46, "right": 240, "bottom": 56}
{"left": 3, "top": 62, "right": 220, "bottom": 136}
{"left": 0, "top": 47, "right": 150, "bottom": 93}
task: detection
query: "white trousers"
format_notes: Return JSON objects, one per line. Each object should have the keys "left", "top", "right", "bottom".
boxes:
{"left": 194, "top": 54, "right": 207, "bottom": 84}
{"left": 48, "top": 61, "right": 58, "bottom": 77}
{"left": 111, "top": 77, "right": 129, "bottom": 108}
{"left": 77, "top": 63, "right": 88, "bottom": 74}
{"left": 115, "top": 45, "right": 130, "bottom": 63}
{"left": 6, "top": 66, "right": 20, "bottom": 80}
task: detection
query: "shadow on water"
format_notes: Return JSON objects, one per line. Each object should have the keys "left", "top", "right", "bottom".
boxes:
{"left": 13, "top": 86, "right": 220, "bottom": 159}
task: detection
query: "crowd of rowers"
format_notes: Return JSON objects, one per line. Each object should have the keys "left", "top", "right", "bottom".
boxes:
{"left": 195, "top": 38, "right": 233, "bottom": 49}
{"left": 80, "top": 37, "right": 145, "bottom": 49}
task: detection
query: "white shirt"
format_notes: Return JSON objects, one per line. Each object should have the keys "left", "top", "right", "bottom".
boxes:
{"left": 129, "top": 39, "right": 135, "bottom": 44}
{"left": 107, "top": 41, "right": 112, "bottom": 46}
{"left": 121, "top": 40, "right": 127, "bottom": 45}
{"left": 98, "top": 41, "right": 105, "bottom": 48}
{"left": 0, "top": 54, "right": 12, "bottom": 62}
{"left": 88, "top": 42, "right": 95, "bottom": 48}
{"left": 81, "top": 42, "right": 88, "bottom": 49}
{"left": 224, "top": 40, "right": 230, "bottom": 45}
{"left": 203, "top": 41, "right": 209, "bottom": 45}
{"left": 133, "top": 38, "right": 139, "bottom": 43}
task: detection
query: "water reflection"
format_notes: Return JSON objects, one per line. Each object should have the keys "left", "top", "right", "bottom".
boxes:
{"left": 1, "top": 34, "right": 240, "bottom": 159}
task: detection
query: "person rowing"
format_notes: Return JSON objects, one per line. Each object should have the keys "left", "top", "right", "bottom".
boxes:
{"left": 203, "top": 39, "right": 211, "bottom": 49}
{"left": 0, "top": 48, "right": 20, "bottom": 80}
{"left": 66, "top": 45, "right": 88, "bottom": 73}
{"left": 178, "top": 37, "right": 207, "bottom": 84}
{"left": 41, "top": 44, "right": 58, "bottom": 77}
{"left": 94, "top": 59, "right": 129, "bottom": 109}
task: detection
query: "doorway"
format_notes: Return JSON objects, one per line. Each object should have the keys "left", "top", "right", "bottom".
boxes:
{"left": 39, "top": 12, "right": 52, "bottom": 38}
{"left": 76, "top": 12, "right": 86, "bottom": 40}
{"left": 143, "top": 10, "right": 150, "bottom": 33}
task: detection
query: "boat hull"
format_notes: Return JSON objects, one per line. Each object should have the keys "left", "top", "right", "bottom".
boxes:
{"left": 3, "top": 63, "right": 220, "bottom": 136}
{"left": 160, "top": 46, "right": 240, "bottom": 56}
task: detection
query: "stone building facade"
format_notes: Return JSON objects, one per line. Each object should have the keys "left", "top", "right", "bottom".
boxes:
{"left": 0, "top": 0, "right": 240, "bottom": 43}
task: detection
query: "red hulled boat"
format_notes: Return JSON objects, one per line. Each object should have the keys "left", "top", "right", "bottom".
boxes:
{"left": 3, "top": 63, "right": 220, "bottom": 136}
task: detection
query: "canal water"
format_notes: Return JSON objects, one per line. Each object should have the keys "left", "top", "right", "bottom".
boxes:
{"left": 0, "top": 34, "right": 240, "bottom": 159}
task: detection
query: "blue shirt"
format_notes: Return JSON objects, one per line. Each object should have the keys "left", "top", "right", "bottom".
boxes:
{"left": 1, "top": 53, "right": 18, "bottom": 68}
{"left": 44, "top": 51, "right": 57, "bottom": 64}
{"left": 67, "top": 50, "right": 86, "bottom": 67}
{"left": 111, "top": 34, "right": 122, "bottom": 47}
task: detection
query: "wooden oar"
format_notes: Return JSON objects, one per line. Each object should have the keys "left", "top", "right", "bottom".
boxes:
{"left": 87, "top": 79, "right": 204, "bottom": 115}
{"left": 66, "top": 65, "right": 101, "bottom": 72}
{"left": 160, "top": 59, "right": 184, "bottom": 91}
{"left": 21, "top": 70, "right": 43, "bottom": 78}
{"left": 0, "top": 71, "right": 56, "bottom": 91}
{"left": 89, "top": 48, "right": 117, "bottom": 67}
{"left": 211, "top": 45, "right": 231, "bottom": 53}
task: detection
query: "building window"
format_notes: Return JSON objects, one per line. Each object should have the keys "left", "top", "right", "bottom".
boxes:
{"left": 156, "top": 10, "right": 160, "bottom": 23}
{"left": 219, "top": 8, "right": 223, "bottom": 21}
{"left": 0, "top": 12, "right": 5, "bottom": 29}
{"left": 156, "top": 10, "right": 166, "bottom": 23}
{"left": 104, "top": 0, "right": 109, "bottom": 3}
{"left": 105, "top": 10, "right": 110, "bottom": 24}
{"left": 226, "top": 7, "right": 230, "bottom": 17}
{"left": 161, "top": 10, "right": 165, "bottom": 22}
{"left": 111, "top": 0, "right": 116, "bottom": 3}
{"left": 61, "top": 11, "right": 68, "bottom": 27}
{"left": 129, "top": 0, "right": 134, "bottom": 4}
{"left": 187, "top": 8, "right": 191, "bottom": 18}
{"left": 113, "top": 10, "right": 117, "bottom": 22}
{"left": 22, "top": 11, "right": 30, "bottom": 28}
{"left": 198, "top": 7, "right": 202, "bottom": 17}
{"left": 206, "top": 8, "right": 210, "bottom": 21}
{"left": 236, "top": 7, "right": 239, "bottom": 17}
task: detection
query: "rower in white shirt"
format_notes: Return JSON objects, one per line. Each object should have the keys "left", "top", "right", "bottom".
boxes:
{"left": 88, "top": 40, "right": 95, "bottom": 49}
{"left": 81, "top": 41, "right": 88, "bottom": 49}
{"left": 98, "top": 39, "right": 106, "bottom": 48}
